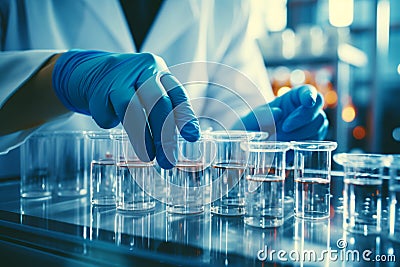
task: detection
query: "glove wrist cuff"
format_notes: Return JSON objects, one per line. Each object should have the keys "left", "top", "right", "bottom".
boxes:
{"left": 52, "top": 49, "right": 109, "bottom": 115}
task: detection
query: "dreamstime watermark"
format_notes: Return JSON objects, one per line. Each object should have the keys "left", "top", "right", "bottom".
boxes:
{"left": 257, "top": 239, "right": 396, "bottom": 263}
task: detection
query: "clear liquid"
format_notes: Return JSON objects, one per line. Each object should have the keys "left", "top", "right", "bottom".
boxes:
{"left": 284, "top": 168, "right": 294, "bottom": 204}
{"left": 295, "top": 178, "right": 330, "bottom": 219}
{"left": 168, "top": 162, "right": 204, "bottom": 187}
{"left": 116, "top": 161, "right": 155, "bottom": 211}
{"left": 343, "top": 178, "right": 382, "bottom": 233}
{"left": 166, "top": 162, "right": 204, "bottom": 214}
{"left": 91, "top": 160, "right": 116, "bottom": 206}
{"left": 245, "top": 175, "right": 284, "bottom": 228}
{"left": 211, "top": 163, "right": 247, "bottom": 216}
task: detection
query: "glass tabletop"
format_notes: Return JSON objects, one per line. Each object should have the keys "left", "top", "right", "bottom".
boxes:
{"left": 0, "top": 176, "right": 398, "bottom": 266}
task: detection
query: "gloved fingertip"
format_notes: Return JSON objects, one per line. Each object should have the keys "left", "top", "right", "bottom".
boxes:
{"left": 93, "top": 116, "right": 120, "bottom": 129}
{"left": 308, "top": 92, "right": 317, "bottom": 106}
{"left": 301, "top": 91, "right": 317, "bottom": 108}
{"left": 299, "top": 85, "right": 317, "bottom": 108}
{"left": 144, "top": 142, "right": 156, "bottom": 162}
{"left": 157, "top": 153, "right": 176, "bottom": 170}
{"left": 135, "top": 151, "right": 156, "bottom": 163}
{"left": 160, "top": 73, "right": 178, "bottom": 88}
{"left": 154, "top": 138, "right": 177, "bottom": 169}
{"left": 180, "top": 120, "right": 201, "bottom": 142}
{"left": 89, "top": 98, "right": 121, "bottom": 129}
{"left": 158, "top": 160, "right": 175, "bottom": 170}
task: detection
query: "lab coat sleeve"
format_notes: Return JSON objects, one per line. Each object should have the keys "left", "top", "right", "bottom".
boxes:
{"left": 0, "top": 50, "right": 62, "bottom": 154}
{"left": 202, "top": 0, "right": 275, "bottom": 129}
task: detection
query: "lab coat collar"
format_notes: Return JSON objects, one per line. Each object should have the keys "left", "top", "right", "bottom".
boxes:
{"left": 84, "top": 0, "right": 135, "bottom": 51}
{"left": 142, "top": 0, "right": 199, "bottom": 54}
{"left": 84, "top": 0, "right": 198, "bottom": 53}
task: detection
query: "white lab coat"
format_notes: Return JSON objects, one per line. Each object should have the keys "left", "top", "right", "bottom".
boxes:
{"left": 0, "top": 0, "right": 273, "bottom": 176}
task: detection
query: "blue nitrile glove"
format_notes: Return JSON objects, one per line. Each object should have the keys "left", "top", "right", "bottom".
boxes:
{"left": 52, "top": 50, "right": 200, "bottom": 169}
{"left": 234, "top": 85, "right": 328, "bottom": 141}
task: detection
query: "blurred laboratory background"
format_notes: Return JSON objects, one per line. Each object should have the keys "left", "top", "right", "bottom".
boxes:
{"left": 251, "top": 0, "right": 400, "bottom": 154}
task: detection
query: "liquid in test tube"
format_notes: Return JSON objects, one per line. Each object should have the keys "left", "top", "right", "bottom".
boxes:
{"left": 211, "top": 162, "right": 247, "bottom": 213}
{"left": 166, "top": 136, "right": 208, "bottom": 215}
{"left": 112, "top": 131, "right": 156, "bottom": 212}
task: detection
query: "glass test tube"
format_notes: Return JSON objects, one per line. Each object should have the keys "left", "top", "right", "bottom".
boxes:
{"left": 113, "top": 131, "right": 155, "bottom": 212}
{"left": 334, "top": 153, "right": 388, "bottom": 234}
{"left": 244, "top": 141, "right": 291, "bottom": 228}
{"left": 292, "top": 141, "right": 337, "bottom": 220}
{"left": 206, "top": 131, "right": 269, "bottom": 216}
{"left": 54, "top": 131, "right": 88, "bottom": 197}
{"left": 165, "top": 136, "right": 208, "bottom": 214}
{"left": 87, "top": 131, "right": 116, "bottom": 206}
{"left": 20, "top": 132, "right": 55, "bottom": 199}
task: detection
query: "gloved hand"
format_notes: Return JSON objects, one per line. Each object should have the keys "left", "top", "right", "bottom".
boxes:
{"left": 52, "top": 50, "right": 200, "bottom": 169}
{"left": 234, "top": 85, "right": 328, "bottom": 141}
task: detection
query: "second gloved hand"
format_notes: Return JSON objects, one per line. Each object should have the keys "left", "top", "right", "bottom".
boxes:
{"left": 52, "top": 50, "right": 200, "bottom": 169}
{"left": 235, "top": 84, "right": 328, "bottom": 141}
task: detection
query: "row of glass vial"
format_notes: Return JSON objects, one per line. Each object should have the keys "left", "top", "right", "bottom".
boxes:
{"left": 20, "top": 130, "right": 400, "bottom": 240}
{"left": 20, "top": 131, "right": 89, "bottom": 198}
{"left": 20, "top": 130, "right": 338, "bottom": 228}
{"left": 89, "top": 130, "right": 339, "bottom": 229}
{"left": 91, "top": 130, "right": 400, "bottom": 236}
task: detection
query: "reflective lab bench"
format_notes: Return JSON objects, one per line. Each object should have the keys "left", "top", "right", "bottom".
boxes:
{"left": 0, "top": 174, "right": 398, "bottom": 267}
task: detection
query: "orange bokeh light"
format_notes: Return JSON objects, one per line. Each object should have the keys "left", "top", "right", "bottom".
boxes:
{"left": 324, "top": 90, "right": 338, "bottom": 107}
{"left": 353, "top": 126, "right": 366, "bottom": 140}
{"left": 277, "top": 86, "right": 291, "bottom": 97}
{"left": 342, "top": 105, "right": 356, "bottom": 122}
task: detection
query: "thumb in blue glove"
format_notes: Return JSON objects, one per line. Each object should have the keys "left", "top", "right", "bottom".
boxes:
{"left": 52, "top": 50, "right": 200, "bottom": 169}
{"left": 234, "top": 84, "right": 328, "bottom": 141}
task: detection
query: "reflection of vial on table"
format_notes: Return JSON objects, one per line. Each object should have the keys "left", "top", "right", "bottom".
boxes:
{"left": 20, "top": 198, "right": 51, "bottom": 226}
{"left": 115, "top": 212, "right": 154, "bottom": 249}
{"left": 294, "top": 217, "right": 330, "bottom": 266}
{"left": 90, "top": 205, "right": 116, "bottom": 241}
{"left": 210, "top": 215, "right": 243, "bottom": 265}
